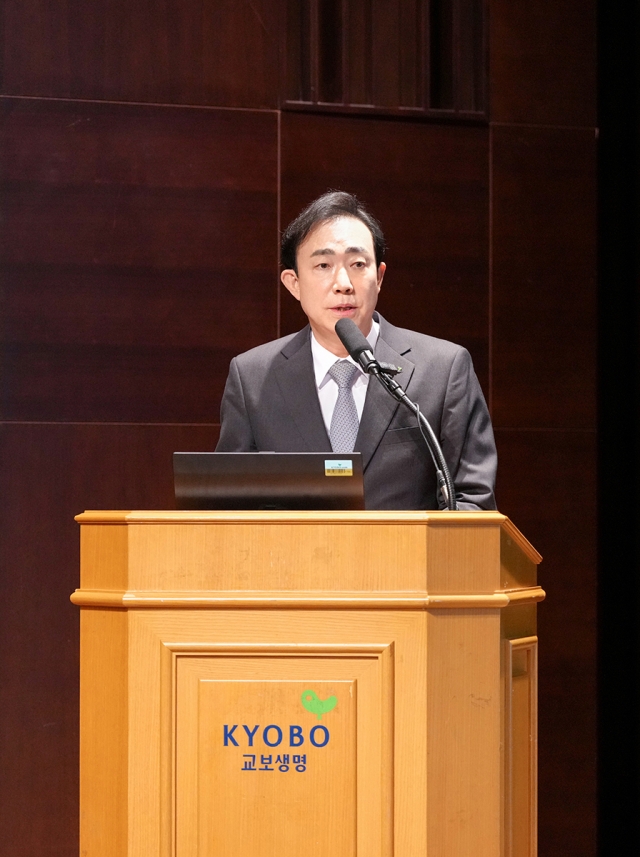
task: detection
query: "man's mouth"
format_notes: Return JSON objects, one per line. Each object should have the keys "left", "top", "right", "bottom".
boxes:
{"left": 331, "top": 305, "right": 356, "bottom": 313}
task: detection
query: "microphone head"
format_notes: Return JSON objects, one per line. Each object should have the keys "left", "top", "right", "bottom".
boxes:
{"left": 335, "top": 317, "right": 370, "bottom": 360}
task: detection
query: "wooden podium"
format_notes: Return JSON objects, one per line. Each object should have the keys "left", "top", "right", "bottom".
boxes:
{"left": 72, "top": 510, "right": 543, "bottom": 857}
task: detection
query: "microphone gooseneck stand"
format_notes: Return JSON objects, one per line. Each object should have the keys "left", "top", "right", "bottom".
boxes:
{"left": 372, "top": 367, "right": 457, "bottom": 511}
{"left": 334, "top": 317, "right": 458, "bottom": 512}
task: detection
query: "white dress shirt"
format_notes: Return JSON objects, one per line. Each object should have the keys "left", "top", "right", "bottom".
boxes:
{"left": 310, "top": 320, "right": 380, "bottom": 435}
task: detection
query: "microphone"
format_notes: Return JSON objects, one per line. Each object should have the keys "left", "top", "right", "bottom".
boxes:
{"left": 335, "top": 318, "right": 381, "bottom": 374}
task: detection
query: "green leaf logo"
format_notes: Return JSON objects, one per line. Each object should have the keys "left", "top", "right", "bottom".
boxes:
{"left": 301, "top": 689, "right": 337, "bottom": 720}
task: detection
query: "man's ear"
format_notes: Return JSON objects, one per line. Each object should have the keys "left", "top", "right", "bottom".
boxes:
{"left": 376, "top": 262, "right": 386, "bottom": 290}
{"left": 281, "top": 269, "right": 300, "bottom": 301}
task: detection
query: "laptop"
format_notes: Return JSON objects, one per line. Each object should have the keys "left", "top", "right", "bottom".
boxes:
{"left": 173, "top": 452, "right": 365, "bottom": 511}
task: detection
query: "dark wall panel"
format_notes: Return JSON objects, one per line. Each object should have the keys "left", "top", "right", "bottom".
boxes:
{"left": 490, "top": 0, "right": 596, "bottom": 126}
{"left": 1, "top": 0, "right": 282, "bottom": 107}
{"left": 0, "top": 99, "right": 279, "bottom": 421}
{"left": 284, "top": 0, "right": 486, "bottom": 115}
{"left": 491, "top": 125, "right": 597, "bottom": 430}
{"left": 280, "top": 113, "right": 490, "bottom": 387}
{"left": 492, "top": 122, "right": 598, "bottom": 857}
{"left": 0, "top": 422, "right": 220, "bottom": 857}
{"left": 495, "top": 427, "right": 597, "bottom": 857}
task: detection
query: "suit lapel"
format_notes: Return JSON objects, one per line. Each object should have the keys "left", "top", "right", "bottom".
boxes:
{"left": 274, "top": 327, "right": 331, "bottom": 450}
{"left": 355, "top": 319, "right": 416, "bottom": 470}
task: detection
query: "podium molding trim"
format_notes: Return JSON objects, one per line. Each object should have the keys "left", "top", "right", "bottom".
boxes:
{"left": 71, "top": 585, "right": 545, "bottom": 609}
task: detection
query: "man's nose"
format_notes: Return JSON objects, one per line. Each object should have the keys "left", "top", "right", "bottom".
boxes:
{"left": 333, "top": 266, "right": 353, "bottom": 291}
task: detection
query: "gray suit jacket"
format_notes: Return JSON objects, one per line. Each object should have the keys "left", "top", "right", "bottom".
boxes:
{"left": 216, "top": 314, "right": 497, "bottom": 510}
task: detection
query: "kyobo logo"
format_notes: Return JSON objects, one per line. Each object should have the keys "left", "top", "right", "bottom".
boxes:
{"left": 301, "top": 689, "right": 337, "bottom": 721}
{"left": 223, "top": 724, "right": 330, "bottom": 748}
{"left": 222, "top": 690, "right": 337, "bottom": 751}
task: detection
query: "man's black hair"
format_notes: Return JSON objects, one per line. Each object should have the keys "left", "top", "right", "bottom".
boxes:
{"left": 280, "top": 190, "right": 386, "bottom": 272}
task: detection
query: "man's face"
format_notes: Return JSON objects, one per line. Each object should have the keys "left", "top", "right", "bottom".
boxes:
{"left": 281, "top": 216, "right": 386, "bottom": 356}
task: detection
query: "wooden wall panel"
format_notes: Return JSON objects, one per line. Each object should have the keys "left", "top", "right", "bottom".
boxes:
{"left": 0, "top": 422, "right": 219, "bottom": 856}
{"left": 491, "top": 125, "right": 597, "bottom": 430}
{"left": 491, "top": 111, "right": 598, "bottom": 856}
{"left": 284, "top": 0, "right": 486, "bottom": 116}
{"left": 490, "top": 0, "right": 596, "bottom": 126}
{"left": 0, "top": 99, "right": 279, "bottom": 422}
{"left": 495, "top": 427, "right": 597, "bottom": 857}
{"left": 1, "top": 0, "right": 282, "bottom": 108}
{"left": 280, "top": 113, "right": 490, "bottom": 388}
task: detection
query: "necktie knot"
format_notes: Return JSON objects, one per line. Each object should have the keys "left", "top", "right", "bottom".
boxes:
{"left": 328, "top": 359, "right": 359, "bottom": 389}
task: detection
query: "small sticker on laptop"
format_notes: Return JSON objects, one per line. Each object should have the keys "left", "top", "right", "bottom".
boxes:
{"left": 325, "top": 460, "right": 353, "bottom": 476}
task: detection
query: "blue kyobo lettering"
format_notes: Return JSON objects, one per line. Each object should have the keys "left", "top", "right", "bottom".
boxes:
{"left": 263, "top": 725, "right": 283, "bottom": 747}
{"left": 310, "top": 725, "right": 329, "bottom": 747}
{"left": 243, "top": 724, "right": 259, "bottom": 746}
{"left": 224, "top": 725, "right": 239, "bottom": 746}
{"left": 289, "top": 725, "right": 304, "bottom": 747}
{"left": 223, "top": 724, "right": 330, "bottom": 748}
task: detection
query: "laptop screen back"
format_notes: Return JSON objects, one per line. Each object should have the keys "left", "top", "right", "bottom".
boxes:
{"left": 173, "top": 452, "right": 365, "bottom": 511}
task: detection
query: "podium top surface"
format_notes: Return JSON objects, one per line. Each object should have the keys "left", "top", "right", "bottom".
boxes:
{"left": 77, "top": 510, "right": 504, "bottom": 524}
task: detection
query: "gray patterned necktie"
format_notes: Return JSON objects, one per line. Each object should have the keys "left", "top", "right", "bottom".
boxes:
{"left": 328, "top": 360, "right": 360, "bottom": 453}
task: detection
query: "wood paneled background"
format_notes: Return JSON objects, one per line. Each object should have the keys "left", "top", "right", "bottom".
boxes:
{"left": 0, "top": 1, "right": 601, "bottom": 854}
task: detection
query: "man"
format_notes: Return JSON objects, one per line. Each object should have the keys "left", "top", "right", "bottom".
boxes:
{"left": 216, "top": 191, "right": 497, "bottom": 510}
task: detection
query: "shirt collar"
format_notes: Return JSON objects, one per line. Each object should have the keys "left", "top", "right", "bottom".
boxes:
{"left": 311, "top": 319, "right": 380, "bottom": 388}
